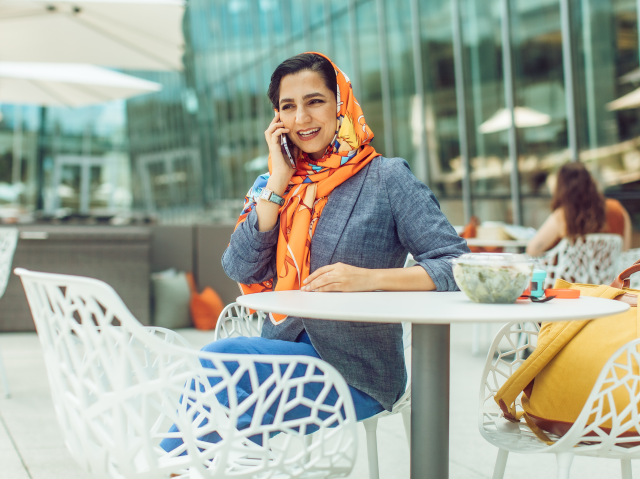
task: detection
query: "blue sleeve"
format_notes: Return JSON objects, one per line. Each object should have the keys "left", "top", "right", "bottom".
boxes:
{"left": 221, "top": 203, "right": 279, "bottom": 285}
{"left": 382, "top": 158, "right": 469, "bottom": 291}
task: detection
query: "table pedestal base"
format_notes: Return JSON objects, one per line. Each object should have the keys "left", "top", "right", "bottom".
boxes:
{"left": 411, "top": 323, "right": 450, "bottom": 479}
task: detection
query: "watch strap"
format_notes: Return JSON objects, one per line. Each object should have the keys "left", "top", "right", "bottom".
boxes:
{"left": 258, "top": 187, "right": 285, "bottom": 206}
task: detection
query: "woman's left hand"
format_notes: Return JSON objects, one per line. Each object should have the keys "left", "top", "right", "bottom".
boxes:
{"left": 301, "top": 262, "right": 377, "bottom": 292}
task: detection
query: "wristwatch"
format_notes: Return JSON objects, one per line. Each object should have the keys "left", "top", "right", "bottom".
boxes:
{"left": 258, "top": 187, "right": 285, "bottom": 206}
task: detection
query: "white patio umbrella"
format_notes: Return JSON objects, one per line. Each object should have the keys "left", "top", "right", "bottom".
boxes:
{"left": 0, "top": 62, "right": 161, "bottom": 106}
{"left": 478, "top": 106, "right": 552, "bottom": 134}
{"left": 0, "top": 0, "right": 184, "bottom": 70}
{"left": 607, "top": 87, "right": 640, "bottom": 111}
{"left": 619, "top": 68, "right": 640, "bottom": 84}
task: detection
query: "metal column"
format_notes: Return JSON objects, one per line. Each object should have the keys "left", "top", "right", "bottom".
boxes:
{"left": 411, "top": 324, "right": 450, "bottom": 479}
{"left": 324, "top": 0, "right": 334, "bottom": 59}
{"left": 375, "top": 0, "right": 395, "bottom": 158}
{"left": 637, "top": 0, "right": 640, "bottom": 68}
{"left": 302, "top": 0, "right": 311, "bottom": 51}
{"left": 560, "top": 0, "right": 579, "bottom": 161}
{"left": 468, "top": 0, "right": 486, "bottom": 161}
{"left": 410, "top": 0, "right": 431, "bottom": 186}
{"left": 251, "top": 0, "right": 267, "bottom": 154}
{"left": 348, "top": 0, "right": 361, "bottom": 93}
{"left": 12, "top": 106, "right": 22, "bottom": 186}
{"left": 451, "top": 0, "right": 472, "bottom": 223}
{"left": 500, "top": 0, "right": 522, "bottom": 225}
{"left": 582, "top": 0, "right": 598, "bottom": 151}
{"left": 35, "top": 107, "right": 47, "bottom": 211}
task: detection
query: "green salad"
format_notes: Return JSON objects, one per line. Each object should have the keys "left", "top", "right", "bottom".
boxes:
{"left": 453, "top": 259, "right": 532, "bottom": 304}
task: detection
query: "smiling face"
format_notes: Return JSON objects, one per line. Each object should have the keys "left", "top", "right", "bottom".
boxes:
{"left": 278, "top": 70, "right": 337, "bottom": 161}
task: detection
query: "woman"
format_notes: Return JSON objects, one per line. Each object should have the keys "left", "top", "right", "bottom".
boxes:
{"left": 526, "top": 162, "right": 632, "bottom": 257}
{"left": 161, "top": 52, "right": 468, "bottom": 453}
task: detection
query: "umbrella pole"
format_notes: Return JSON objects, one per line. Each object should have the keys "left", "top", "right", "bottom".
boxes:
{"left": 36, "top": 107, "right": 47, "bottom": 212}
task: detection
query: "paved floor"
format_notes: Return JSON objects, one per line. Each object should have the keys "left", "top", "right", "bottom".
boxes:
{"left": 0, "top": 323, "right": 637, "bottom": 479}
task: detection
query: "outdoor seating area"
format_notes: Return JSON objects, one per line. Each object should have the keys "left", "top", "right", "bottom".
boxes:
{"left": 0, "top": 245, "right": 634, "bottom": 478}
{"left": 3, "top": 0, "right": 640, "bottom": 478}
{"left": 4, "top": 323, "right": 640, "bottom": 479}
{"left": 0, "top": 216, "right": 637, "bottom": 479}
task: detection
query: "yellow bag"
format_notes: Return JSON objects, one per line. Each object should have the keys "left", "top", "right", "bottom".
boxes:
{"left": 494, "top": 260, "right": 640, "bottom": 443}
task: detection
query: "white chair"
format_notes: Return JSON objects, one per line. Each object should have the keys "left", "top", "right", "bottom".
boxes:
{"left": 214, "top": 302, "right": 265, "bottom": 340}
{"left": 618, "top": 248, "right": 640, "bottom": 290}
{"left": 16, "top": 268, "right": 358, "bottom": 479}
{"left": 534, "top": 233, "right": 623, "bottom": 289}
{"left": 215, "top": 302, "right": 412, "bottom": 479}
{"left": 0, "top": 227, "right": 18, "bottom": 398}
{"left": 479, "top": 321, "right": 640, "bottom": 479}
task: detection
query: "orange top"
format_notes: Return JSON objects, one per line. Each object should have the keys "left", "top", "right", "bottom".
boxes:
{"left": 603, "top": 198, "right": 625, "bottom": 236}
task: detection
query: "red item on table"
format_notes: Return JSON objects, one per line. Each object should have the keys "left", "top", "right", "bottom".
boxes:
{"left": 544, "top": 288, "right": 580, "bottom": 299}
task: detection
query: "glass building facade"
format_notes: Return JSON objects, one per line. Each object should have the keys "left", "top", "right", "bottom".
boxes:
{"left": 0, "top": 0, "right": 639, "bottom": 231}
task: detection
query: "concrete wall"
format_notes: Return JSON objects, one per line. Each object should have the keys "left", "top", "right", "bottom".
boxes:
{"left": 195, "top": 225, "right": 238, "bottom": 306}
{"left": 1, "top": 226, "right": 151, "bottom": 332}
{"left": 150, "top": 224, "right": 239, "bottom": 307}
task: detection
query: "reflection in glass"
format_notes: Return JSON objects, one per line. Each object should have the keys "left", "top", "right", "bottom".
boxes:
{"left": 59, "top": 165, "right": 81, "bottom": 211}
{"left": 2, "top": 0, "right": 638, "bottom": 232}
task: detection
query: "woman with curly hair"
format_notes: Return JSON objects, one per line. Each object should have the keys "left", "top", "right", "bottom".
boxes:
{"left": 526, "top": 162, "right": 632, "bottom": 257}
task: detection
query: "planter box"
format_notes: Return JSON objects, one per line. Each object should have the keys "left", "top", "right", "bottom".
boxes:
{"left": 1, "top": 226, "right": 150, "bottom": 332}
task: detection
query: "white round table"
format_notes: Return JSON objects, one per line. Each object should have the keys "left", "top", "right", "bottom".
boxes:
{"left": 237, "top": 291, "right": 629, "bottom": 479}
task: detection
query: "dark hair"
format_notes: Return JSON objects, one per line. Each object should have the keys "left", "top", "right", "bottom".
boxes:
{"left": 267, "top": 53, "right": 337, "bottom": 110}
{"left": 551, "top": 162, "right": 606, "bottom": 239}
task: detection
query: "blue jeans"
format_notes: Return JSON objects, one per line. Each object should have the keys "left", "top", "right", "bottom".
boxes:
{"left": 160, "top": 331, "right": 384, "bottom": 452}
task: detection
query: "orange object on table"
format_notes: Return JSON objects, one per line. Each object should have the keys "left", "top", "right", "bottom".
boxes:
{"left": 460, "top": 216, "right": 504, "bottom": 253}
{"left": 544, "top": 288, "right": 580, "bottom": 299}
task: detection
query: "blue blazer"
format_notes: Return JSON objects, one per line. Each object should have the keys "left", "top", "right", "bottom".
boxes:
{"left": 222, "top": 156, "right": 469, "bottom": 410}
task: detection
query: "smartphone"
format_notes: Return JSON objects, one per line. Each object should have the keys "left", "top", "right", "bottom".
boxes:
{"left": 280, "top": 134, "right": 296, "bottom": 168}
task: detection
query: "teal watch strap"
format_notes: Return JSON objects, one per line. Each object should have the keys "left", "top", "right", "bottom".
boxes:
{"left": 258, "top": 187, "right": 285, "bottom": 206}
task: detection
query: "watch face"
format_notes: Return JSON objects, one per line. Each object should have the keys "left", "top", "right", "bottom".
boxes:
{"left": 259, "top": 188, "right": 270, "bottom": 200}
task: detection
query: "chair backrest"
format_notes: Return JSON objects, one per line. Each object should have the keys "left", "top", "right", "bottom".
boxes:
{"left": 214, "top": 302, "right": 265, "bottom": 340}
{"left": 479, "top": 322, "right": 540, "bottom": 413}
{"left": 480, "top": 322, "right": 640, "bottom": 456}
{"left": 215, "top": 302, "right": 414, "bottom": 415}
{"left": 0, "top": 228, "right": 18, "bottom": 298}
{"left": 536, "top": 233, "right": 623, "bottom": 288}
{"left": 15, "top": 268, "right": 358, "bottom": 479}
{"left": 562, "top": 337, "right": 640, "bottom": 454}
{"left": 478, "top": 322, "right": 558, "bottom": 450}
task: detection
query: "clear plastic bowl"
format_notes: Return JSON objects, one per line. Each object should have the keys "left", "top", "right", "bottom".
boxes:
{"left": 451, "top": 253, "right": 534, "bottom": 304}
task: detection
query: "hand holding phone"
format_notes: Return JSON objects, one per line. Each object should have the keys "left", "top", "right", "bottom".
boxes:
{"left": 265, "top": 111, "right": 296, "bottom": 180}
{"left": 280, "top": 134, "right": 296, "bottom": 169}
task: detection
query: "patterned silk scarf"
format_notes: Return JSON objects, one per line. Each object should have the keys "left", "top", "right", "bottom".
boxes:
{"left": 233, "top": 52, "right": 379, "bottom": 324}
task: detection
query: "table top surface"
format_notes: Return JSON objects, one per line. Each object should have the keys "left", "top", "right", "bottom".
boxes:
{"left": 236, "top": 290, "right": 630, "bottom": 324}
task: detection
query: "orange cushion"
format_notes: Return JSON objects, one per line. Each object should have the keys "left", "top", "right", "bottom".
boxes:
{"left": 185, "top": 272, "right": 224, "bottom": 330}
{"left": 190, "top": 287, "right": 224, "bottom": 330}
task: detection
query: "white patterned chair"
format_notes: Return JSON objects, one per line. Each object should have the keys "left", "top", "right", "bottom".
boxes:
{"left": 534, "top": 233, "right": 623, "bottom": 289}
{"left": 16, "top": 268, "right": 358, "bottom": 479}
{"left": 618, "top": 249, "right": 640, "bottom": 290}
{"left": 0, "top": 227, "right": 18, "bottom": 398}
{"left": 215, "top": 303, "right": 412, "bottom": 479}
{"left": 479, "top": 322, "right": 640, "bottom": 479}
{"left": 214, "top": 303, "right": 266, "bottom": 341}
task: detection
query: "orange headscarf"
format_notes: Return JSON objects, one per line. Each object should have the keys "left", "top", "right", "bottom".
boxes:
{"left": 234, "top": 52, "right": 379, "bottom": 324}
